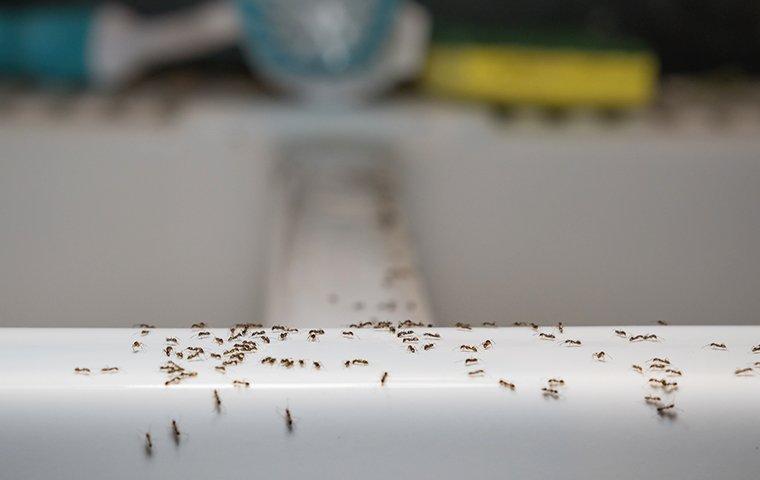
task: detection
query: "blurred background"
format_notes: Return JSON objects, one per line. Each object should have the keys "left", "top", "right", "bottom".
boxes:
{"left": 1, "top": 0, "right": 759, "bottom": 328}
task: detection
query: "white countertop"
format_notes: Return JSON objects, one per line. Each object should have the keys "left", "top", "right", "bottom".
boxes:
{"left": 2, "top": 325, "right": 759, "bottom": 479}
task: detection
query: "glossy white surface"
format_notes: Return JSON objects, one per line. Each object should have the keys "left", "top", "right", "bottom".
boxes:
{"left": 2, "top": 326, "right": 759, "bottom": 479}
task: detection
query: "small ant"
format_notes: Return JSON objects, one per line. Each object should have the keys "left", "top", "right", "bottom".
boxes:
{"left": 187, "top": 351, "right": 202, "bottom": 361}
{"left": 460, "top": 345, "right": 478, "bottom": 352}
{"left": 632, "top": 364, "right": 644, "bottom": 373}
{"left": 136, "top": 323, "right": 155, "bottom": 329}
{"left": 140, "top": 329, "right": 151, "bottom": 336}
{"left": 101, "top": 367, "right": 119, "bottom": 373}
{"left": 307, "top": 333, "right": 318, "bottom": 342}
{"left": 402, "top": 337, "right": 419, "bottom": 343}
{"left": 643, "top": 334, "right": 661, "bottom": 342}
{"left": 482, "top": 340, "right": 493, "bottom": 350}
{"left": 592, "top": 351, "right": 610, "bottom": 362}
{"left": 557, "top": 322, "right": 564, "bottom": 333}
{"left": 164, "top": 346, "right": 173, "bottom": 357}
{"left": 344, "top": 361, "right": 351, "bottom": 368}
{"left": 280, "top": 359, "right": 294, "bottom": 368}
{"left": 144, "top": 433, "right": 153, "bottom": 455}
{"left": 657, "top": 320, "right": 668, "bottom": 326}
{"left": 483, "top": 322, "right": 497, "bottom": 327}
{"left": 538, "top": 333, "right": 555, "bottom": 340}
{"left": 380, "top": 372, "right": 389, "bottom": 386}
{"left": 397, "top": 330, "right": 415, "bottom": 337}
{"left": 215, "top": 366, "right": 226, "bottom": 373}
{"left": 423, "top": 343, "right": 435, "bottom": 351}
{"left": 423, "top": 332, "right": 441, "bottom": 339}
{"left": 468, "top": 369, "right": 485, "bottom": 377}
{"left": 464, "top": 358, "right": 479, "bottom": 365}
{"left": 498, "top": 379, "right": 516, "bottom": 390}
{"left": 175, "top": 352, "right": 184, "bottom": 359}
{"left": 648, "top": 357, "right": 670, "bottom": 365}
{"left": 210, "top": 353, "right": 221, "bottom": 359}
{"left": 233, "top": 380, "right": 250, "bottom": 388}
{"left": 735, "top": 367, "right": 754, "bottom": 376}
{"left": 260, "top": 336, "right": 270, "bottom": 344}
{"left": 614, "top": 330, "right": 627, "bottom": 337}
{"left": 644, "top": 395, "right": 661, "bottom": 404}
{"left": 284, "top": 408, "right": 294, "bottom": 432}
{"left": 171, "top": 420, "right": 181, "bottom": 444}
{"left": 541, "top": 388, "right": 559, "bottom": 398}
{"left": 191, "top": 322, "right": 207, "bottom": 329}
{"left": 562, "top": 339, "right": 581, "bottom": 347}
{"left": 547, "top": 378, "right": 565, "bottom": 386}
{"left": 751, "top": 345, "right": 760, "bottom": 354}
{"left": 74, "top": 367, "right": 91, "bottom": 375}
{"left": 279, "top": 332, "right": 288, "bottom": 341}
{"left": 342, "top": 331, "right": 355, "bottom": 338}
{"left": 455, "top": 323, "right": 472, "bottom": 330}
{"left": 261, "top": 357, "right": 276, "bottom": 365}
{"left": 214, "top": 337, "right": 224, "bottom": 346}
{"left": 298, "top": 359, "right": 305, "bottom": 368}
{"left": 705, "top": 342, "right": 728, "bottom": 350}
{"left": 213, "top": 390, "right": 222, "bottom": 410}
{"left": 649, "top": 378, "right": 678, "bottom": 390}
{"left": 407, "top": 345, "right": 416, "bottom": 353}
{"left": 165, "top": 376, "right": 182, "bottom": 386}
{"left": 313, "top": 362, "right": 322, "bottom": 370}
{"left": 132, "top": 341, "right": 143, "bottom": 352}
{"left": 657, "top": 403, "right": 677, "bottom": 417}
{"left": 665, "top": 369, "right": 683, "bottom": 376}
{"left": 165, "top": 337, "right": 179, "bottom": 345}
{"left": 513, "top": 322, "right": 528, "bottom": 327}
{"left": 352, "top": 359, "right": 369, "bottom": 365}
{"left": 197, "top": 331, "right": 211, "bottom": 338}
{"left": 649, "top": 363, "right": 668, "bottom": 371}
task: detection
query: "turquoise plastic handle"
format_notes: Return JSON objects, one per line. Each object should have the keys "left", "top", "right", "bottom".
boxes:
{"left": 0, "top": 6, "right": 93, "bottom": 84}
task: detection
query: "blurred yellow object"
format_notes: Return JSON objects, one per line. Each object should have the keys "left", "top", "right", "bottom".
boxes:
{"left": 423, "top": 45, "right": 658, "bottom": 107}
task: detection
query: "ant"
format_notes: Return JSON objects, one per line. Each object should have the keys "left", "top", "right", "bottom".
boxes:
{"left": 101, "top": 367, "right": 119, "bottom": 373}
{"left": 298, "top": 359, "right": 305, "bottom": 368}
{"left": 628, "top": 335, "right": 645, "bottom": 342}
{"left": 468, "top": 369, "right": 485, "bottom": 377}
{"left": 464, "top": 358, "right": 479, "bottom": 366}
{"left": 455, "top": 323, "right": 472, "bottom": 330}
{"left": 644, "top": 395, "right": 661, "bottom": 404}
{"left": 657, "top": 403, "right": 677, "bottom": 417}
{"left": 751, "top": 345, "right": 760, "bottom": 354}
{"left": 460, "top": 345, "right": 478, "bottom": 352}
{"left": 187, "top": 351, "right": 202, "bottom": 361}
{"left": 423, "top": 333, "right": 441, "bottom": 339}
{"left": 397, "top": 330, "right": 415, "bottom": 338}
{"left": 74, "top": 367, "right": 91, "bottom": 375}
{"left": 735, "top": 367, "right": 754, "bottom": 376}
{"left": 284, "top": 408, "right": 294, "bottom": 432}
{"left": 632, "top": 364, "right": 644, "bottom": 373}
{"left": 665, "top": 369, "right": 683, "bottom": 376}
{"left": 140, "top": 329, "right": 151, "bottom": 336}
{"left": 342, "top": 331, "right": 355, "bottom": 338}
{"left": 170, "top": 420, "right": 181, "bottom": 442}
{"left": 547, "top": 378, "right": 565, "bottom": 386}
{"left": 233, "top": 380, "right": 250, "bottom": 388}
{"left": 191, "top": 322, "right": 207, "bottom": 329}
{"left": 402, "top": 337, "right": 419, "bottom": 343}
{"left": 313, "top": 362, "right": 322, "bottom": 370}
{"left": 214, "top": 337, "right": 224, "bottom": 346}
{"left": 197, "top": 331, "right": 211, "bottom": 338}
{"left": 483, "top": 322, "right": 497, "bottom": 327}
{"left": 592, "top": 351, "right": 610, "bottom": 362}
{"left": 261, "top": 357, "right": 276, "bottom": 365}
{"left": 482, "top": 340, "right": 493, "bottom": 350}
{"left": 213, "top": 390, "right": 222, "bottom": 410}
{"left": 649, "top": 378, "right": 678, "bottom": 390}
{"left": 557, "top": 322, "right": 564, "bottom": 333}
{"left": 649, "top": 363, "right": 668, "bottom": 371}
{"left": 164, "top": 346, "right": 173, "bottom": 357}
{"left": 344, "top": 361, "right": 351, "bottom": 368}
{"left": 210, "top": 353, "right": 221, "bottom": 359}
{"left": 132, "top": 341, "right": 143, "bottom": 352}
{"left": 648, "top": 357, "right": 670, "bottom": 365}
{"left": 407, "top": 345, "right": 416, "bottom": 353}
{"left": 498, "top": 379, "right": 516, "bottom": 390}
{"left": 538, "top": 333, "right": 555, "bottom": 340}
{"left": 352, "top": 359, "right": 369, "bottom": 365}
{"left": 175, "top": 352, "right": 184, "bottom": 359}
{"left": 260, "top": 336, "right": 270, "bottom": 344}
{"left": 657, "top": 320, "right": 668, "bottom": 326}
{"left": 215, "top": 366, "right": 226, "bottom": 373}
{"left": 513, "top": 322, "right": 528, "bottom": 327}
{"left": 423, "top": 343, "right": 435, "bottom": 351}
{"left": 165, "top": 337, "right": 179, "bottom": 345}
{"left": 380, "top": 372, "right": 389, "bottom": 386}
{"left": 307, "top": 333, "right": 318, "bottom": 342}
{"left": 165, "top": 376, "right": 183, "bottom": 386}
{"left": 279, "top": 332, "right": 289, "bottom": 341}
{"left": 280, "top": 359, "right": 295, "bottom": 368}
{"left": 136, "top": 323, "right": 155, "bottom": 329}
{"left": 541, "top": 388, "right": 559, "bottom": 399}
{"left": 614, "top": 330, "right": 627, "bottom": 338}
{"left": 643, "top": 334, "right": 661, "bottom": 342}
{"left": 144, "top": 433, "right": 153, "bottom": 455}
{"left": 705, "top": 342, "right": 728, "bottom": 350}
{"left": 562, "top": 339, "right": 581, "bottom": 347}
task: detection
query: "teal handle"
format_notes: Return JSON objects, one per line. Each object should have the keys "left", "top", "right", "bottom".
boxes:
{"left": 0, "top": 6, "right": 93, "bottom": 84}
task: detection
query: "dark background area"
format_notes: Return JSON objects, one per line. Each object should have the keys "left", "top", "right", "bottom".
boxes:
{"left": 4, "top": 0, "right": 760, "bottom": 75}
